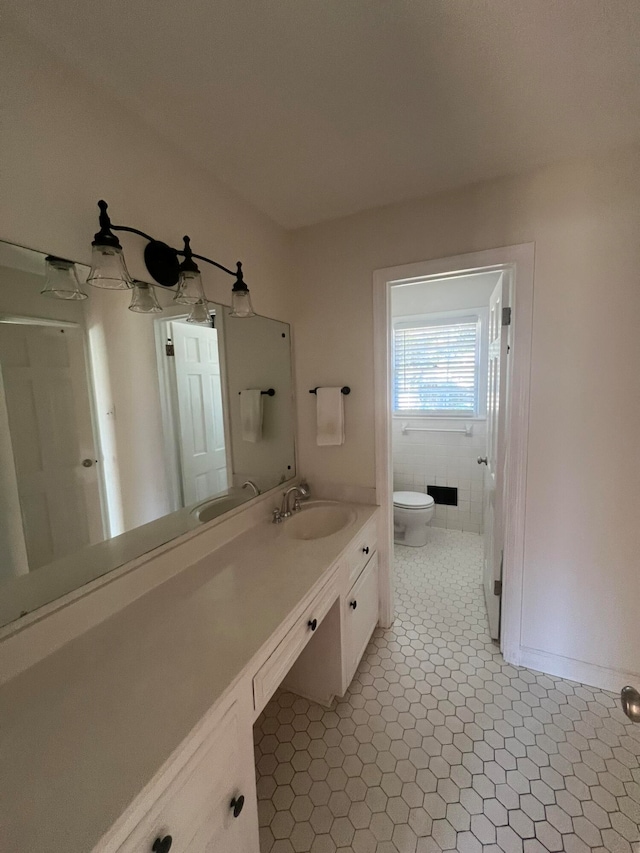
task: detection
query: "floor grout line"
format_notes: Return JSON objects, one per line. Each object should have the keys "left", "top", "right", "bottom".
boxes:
{"left": 254, "top": 528, "right": 640, "bottom": 853}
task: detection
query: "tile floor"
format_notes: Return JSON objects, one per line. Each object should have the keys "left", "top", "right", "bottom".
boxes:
{"left": 254, "top": 529, "right": 640, "bottom": 853}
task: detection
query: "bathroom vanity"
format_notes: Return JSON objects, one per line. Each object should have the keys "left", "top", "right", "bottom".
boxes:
{"left": 0, "top": 498, "right": 380, "bottom": 852}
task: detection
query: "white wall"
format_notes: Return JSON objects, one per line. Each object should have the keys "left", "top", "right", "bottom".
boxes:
{"left": 391, "top": 272, "right": 499, "bottom": 317}
{"left": 392, "top": 420, "right": 486, "bottom": 534}
{"left": 292, "top": 145, "right": 640, "bottom": 685}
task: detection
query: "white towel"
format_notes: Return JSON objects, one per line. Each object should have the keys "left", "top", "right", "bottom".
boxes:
{"left": 240, "top": 390, "right": 263, "bottom": 442}
{"left": 316, "top": 387, "right": 345, "bottom": 446}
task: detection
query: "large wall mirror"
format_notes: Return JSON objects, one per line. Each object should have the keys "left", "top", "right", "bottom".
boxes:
{"left": 0, "top": 240, "right": 296, "bottom": 627}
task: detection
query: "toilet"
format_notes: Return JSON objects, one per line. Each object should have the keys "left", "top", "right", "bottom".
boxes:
{"left": 393, "top": 491, "right": 435, "bottom": 547}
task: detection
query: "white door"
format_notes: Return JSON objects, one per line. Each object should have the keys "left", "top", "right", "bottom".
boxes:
{"left": 482, "top": 276, "right": 510, "bottom": 639}
{"left": 171, "top": 321, "right": 228, "bottom": 505}
{"left": 0, "top": 322, "right": 104, "bottom": 571}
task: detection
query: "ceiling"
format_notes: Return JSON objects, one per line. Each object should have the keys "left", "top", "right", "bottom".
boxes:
{"left": 8, "top": 0, "right": 640, "bottom": 228}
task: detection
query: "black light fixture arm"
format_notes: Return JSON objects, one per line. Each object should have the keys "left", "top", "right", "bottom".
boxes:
{"left": 111, "top": 223, "right": 157, "bottom": 243}
{"left": 190, "top": 251, "right": 235, "bottom": 278}
{"left": 92, "top": 200, "right": 245, "bottom": 290}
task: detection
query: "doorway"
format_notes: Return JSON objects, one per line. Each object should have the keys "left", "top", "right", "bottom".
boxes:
{"left": 0, "top": 316, "right": 105, "bottom": 576}
{"left": 155, "top": 313, "right": 230, "bottom": 511}
{"left": 373, "top": 245, "right": 534, "bottom": 664}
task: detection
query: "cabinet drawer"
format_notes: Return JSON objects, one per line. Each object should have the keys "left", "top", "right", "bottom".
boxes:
{"left": 344, "top": 553, "right": 379, "bottom": 688}
{"left": 253, "top": 574, "right": 338, "bottom": 714}
{"left": 118, "top": 702, "right": 252, "bottom": 853}
{"left": 347, "top": 518, "right": 377, "bottom": 588}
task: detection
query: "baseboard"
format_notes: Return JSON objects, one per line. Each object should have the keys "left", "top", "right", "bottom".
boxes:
{"left": 517, "top": 645, "right": 638, "bottom": 694}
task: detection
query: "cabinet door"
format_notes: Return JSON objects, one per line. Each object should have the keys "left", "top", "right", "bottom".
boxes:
{"left": 344, "top": 553, "right": 379, "bottom": 688}
{"left": 117, "top": 698, "right": 258, "bottom": 853}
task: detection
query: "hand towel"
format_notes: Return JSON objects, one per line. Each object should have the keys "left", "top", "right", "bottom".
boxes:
{"left": 316, "top": 387, "right": 345, "bottom": 446}
{"left": 240, "top": 390, "right": 263, "bottom": 442}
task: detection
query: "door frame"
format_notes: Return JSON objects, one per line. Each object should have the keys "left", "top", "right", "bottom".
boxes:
{"left": 373, "top": 244, "right": 534, "bottom": 663}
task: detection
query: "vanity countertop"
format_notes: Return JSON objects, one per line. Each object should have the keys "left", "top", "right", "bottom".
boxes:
{"left": 0, "top": 501, "right": 377, "bottom": 853}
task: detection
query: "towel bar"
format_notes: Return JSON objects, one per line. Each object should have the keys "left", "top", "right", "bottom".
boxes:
{"left": 309, "top": 386, "right": 350, "bottom": 395}
{"left": 238, "top": 389, "right": 275, "bottom": 396}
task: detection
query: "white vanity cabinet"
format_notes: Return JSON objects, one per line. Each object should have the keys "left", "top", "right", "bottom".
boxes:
{"left": 1, "top": 501, "right": 381, "bottom": 853}
{"left": 253, "top": 569, "right": 341, "bottom": 714}
{"left": 343, "top": 552, "right": 379, "bottom": 688}
{"left": 105, "top": 691, "right": 258, "bottom": 853}
{"left": 341, "top": 517, "right": 379, "bottom": 691}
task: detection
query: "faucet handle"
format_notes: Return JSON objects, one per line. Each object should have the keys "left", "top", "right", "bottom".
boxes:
{"left": 298, "top": 481, "right": 311, "bottom": 499}
{"left": 272, "top": 508, "right": 283, "bottom": 524}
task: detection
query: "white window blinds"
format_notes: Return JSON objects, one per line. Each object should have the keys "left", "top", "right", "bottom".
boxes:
{"left": 393, "top": 319, "right": 480, "bottom": 414}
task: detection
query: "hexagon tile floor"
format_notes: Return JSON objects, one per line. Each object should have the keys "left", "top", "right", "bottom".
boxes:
{"left": 254, "top": 529, "right": 640, "bottom": 853}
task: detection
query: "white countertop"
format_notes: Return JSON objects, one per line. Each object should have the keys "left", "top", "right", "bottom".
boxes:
{"left": 0, "top": 502, "right": 377, "bottom": 852}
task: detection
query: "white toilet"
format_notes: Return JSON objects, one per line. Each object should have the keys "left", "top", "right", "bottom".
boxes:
{"left": 393, "top": 491, "right": 435, "bottom": 547}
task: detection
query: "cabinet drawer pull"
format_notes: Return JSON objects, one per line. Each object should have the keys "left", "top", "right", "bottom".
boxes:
{"left": 350, "top": 600, "right": 358, "bottom": 610}
{"left": 308, "top": 618, "right": 317, "bottom": 632}
{"left": 362, "top": 546, "right": 370, "bottom": 555}
{"left": 230, "top": 795, "right": 245, "bottom": 818}
{"left": 152, "top": 836, "right": 172, "bottom": 853}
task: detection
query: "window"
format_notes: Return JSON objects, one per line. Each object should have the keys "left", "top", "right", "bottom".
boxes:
{"left": 393, "top": 316, "right": 481, "bottom": 415}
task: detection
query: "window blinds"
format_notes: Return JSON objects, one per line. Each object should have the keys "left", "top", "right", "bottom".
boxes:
{"left": 393, "top": 320, "right": 479, "bottom": 414}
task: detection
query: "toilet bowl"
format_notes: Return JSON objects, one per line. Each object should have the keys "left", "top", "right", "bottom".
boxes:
{"left": 393, "top": 491, "right": 435, "bottom": 547}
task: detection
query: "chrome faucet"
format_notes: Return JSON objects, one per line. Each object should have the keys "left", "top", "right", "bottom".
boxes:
{"left": 272, "top": 482, "right": 311, "bottom": 522}
{"left": 280, "top": 486, "right": 302, "bottom": 518}
{"left": 242, "top": 480, "right": 260, "bottom": 497}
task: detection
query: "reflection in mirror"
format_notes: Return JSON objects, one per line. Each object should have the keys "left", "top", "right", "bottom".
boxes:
{"left": 0, "top": 240, "right": 295, "bottom": 627}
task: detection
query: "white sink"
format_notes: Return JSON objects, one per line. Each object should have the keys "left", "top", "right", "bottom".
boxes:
{"left": 284, "top": 501, "right": 356, "bottom": 540}
{"left": 191, "top": 493, "right": 247, "bottom": 523}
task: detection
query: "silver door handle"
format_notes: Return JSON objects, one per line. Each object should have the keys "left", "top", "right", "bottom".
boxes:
{"left": 82, "top": 459, "right": 94, "bottom": 468}
{"left": 621, "top": 686, "right": 640, "bottom": 722}
{"left": 477, "top": 457, "right": 488, "bottom": 465}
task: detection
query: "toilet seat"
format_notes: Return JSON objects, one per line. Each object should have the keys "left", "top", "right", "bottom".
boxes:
{"left": 393, "top": 491, "right": 435, "bottom": 510}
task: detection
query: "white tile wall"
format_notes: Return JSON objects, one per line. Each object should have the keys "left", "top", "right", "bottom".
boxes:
{"left": 392, "top": 418, "right": 486, "bottom": 533}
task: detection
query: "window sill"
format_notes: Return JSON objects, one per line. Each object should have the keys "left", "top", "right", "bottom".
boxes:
{"left": 392, "top": 415, "right": 487, "bottom": 422}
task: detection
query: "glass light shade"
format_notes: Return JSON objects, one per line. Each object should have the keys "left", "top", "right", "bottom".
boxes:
{"left": 229, "top": 288, "right": 255, "bottom": 318}
{"left": 41, "top": 257, "right": 87, "bottom": 300}
{"left": 87, "top": 244, "right": 133, "bottom": 290}
{"left": 128, "top": 280, "right": 162, "bottom": 314}
{"left": 174, "top": 268, "right": 206, "bottom": 305}
{"left": 187, "top": 300, "right": 211, "bottom": 324}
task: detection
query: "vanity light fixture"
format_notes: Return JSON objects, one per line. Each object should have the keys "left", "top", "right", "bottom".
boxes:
{"left": 41, "top": 256, "right": 87, "bottom": 300}
{"left": 72, "top": 200, "right": 254, "bottom": 320}
{"left": 128, "top": 280, "right": 162, "bottom": 314}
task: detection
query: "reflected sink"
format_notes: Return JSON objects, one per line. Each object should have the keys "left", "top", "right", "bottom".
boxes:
{"left": 191, "top": 493, "right": 248, "bottom": 524}
{"left": 284, "top": 501, "right": 356, "bottom": 540}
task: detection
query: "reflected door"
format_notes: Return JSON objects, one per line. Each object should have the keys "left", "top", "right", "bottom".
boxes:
{"left": 171, "top": 321, "right": 228, "bottom": 505}
{"left": 0, "top": 322, "right": 103, "bottom": 570}
{"left": 483, "top": 277, "right": 509, "bottom": 639}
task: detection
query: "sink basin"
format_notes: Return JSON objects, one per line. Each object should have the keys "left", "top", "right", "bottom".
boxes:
{"left": 191, "top": 493, "right": 247, "bottom": 523}
{"left": 284, "top": 501, "right": 356, "bottom": 540}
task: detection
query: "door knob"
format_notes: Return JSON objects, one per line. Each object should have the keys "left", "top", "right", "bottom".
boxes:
{"left": 82, "top": 458, "right": 94, "bottom": 468}
{"left": 621, "top": 686, "right": 640, "bottom": 722}
{"left": 477, "top": 457, "right": 488, "bottom": 465}
{"left": 308, "top": 618, "right": 317, "bottom": 632}
{"left": 152, "top": 836, "right": 172, "bottom": 853}
{"left": 350, "top": 600, "right": 357, "bottom": 610}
